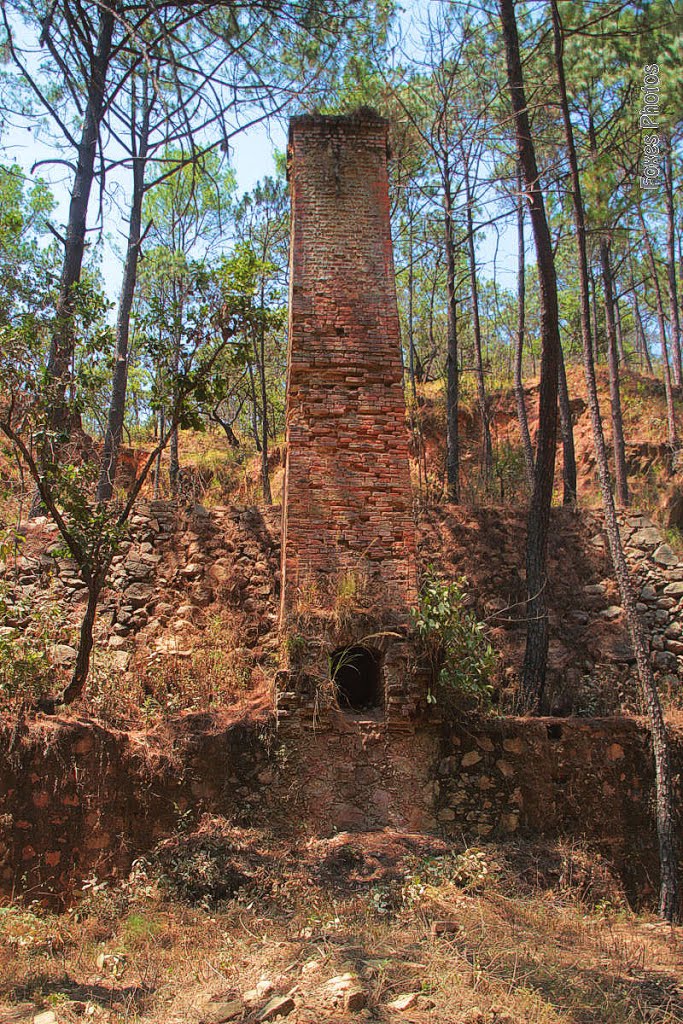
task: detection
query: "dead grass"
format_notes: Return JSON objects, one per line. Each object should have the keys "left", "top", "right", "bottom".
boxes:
{"left": 1, "top": 831, "right": 681, "bottom": 1024}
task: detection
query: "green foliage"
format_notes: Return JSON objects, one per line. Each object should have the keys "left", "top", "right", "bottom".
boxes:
{"left": 0, "top": 582, "right": 67, "bottom": 707}
{"left": 0, "top": 527, "right": 24, "bottom": 564}
{"left": 412, "top": 569, "right": 495, "bottom": 708}
{"left": 0, "top": 633, "right": 52, "bottom": 705}
{"left": 492, "top": 440, "right": 530, "bottom": 503}
{"left": 121, "top": 911, "right": 163, "bottom": 948}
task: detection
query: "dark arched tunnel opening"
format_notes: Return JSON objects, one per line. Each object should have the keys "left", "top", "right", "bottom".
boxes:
{"left": 330, "top": 645, "right": 381, "bottom": 711}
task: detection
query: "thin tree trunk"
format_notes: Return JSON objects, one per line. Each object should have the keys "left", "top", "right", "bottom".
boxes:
{"left": 631, "top": 275, "right": 654, "bottom": 373}
{"left": 45, "top": 6, "right": 115, "bottom": 439}
{"left": 551, "top": 0, "right": 679, "bottom": 922}
{"left": 557, "top": 345, "right": 577, "bottom": 505}
{"left": 168, "top": 288, "right": 181, "bottom": 497}
{"left": 499, "top": 0, "right": 561, "bottom": 711}
{"left": 62, "top": 578, "right": 103, "bottom": 704}
{"left": 98, "top": 73, "right": 153, "bottom": 503}
{"left": 425, "top": 250, "right": 441, "bottom": 380}
{"left": 639, "top": 206, "right": 678, "bottom": 446}
{"left": 257, "top": 283, "right": 272, "bottom": 504}
{"left": 212, "top": 409, "right": 241, "bottom": 448}
{"left": 600, "top": 237, "right": 630, "bottom": 506}
{"left": 589, "top": 268, "right": 600, "bottom": 364}
{"left": 247, "top": 358, "right": 262, "bottom": 453}
{"left": 154, "top": 409, "right": 164, "bottom": 499}
{"left": 169, "top": 427, "right": 179, "bottom": 496}
{"left": 407, "top": 209, "right": 417, "bottom": 403}
{"left": 586, "top": 109, "right": 629, "bottom": 506}
{"left": 664, "top": 138, "right": 682, "bottom": 387}
{"left": 614, "top": 293, "right": 626, "bottom": 365}
{"left": 444, "top": 169, "right": 460, "bottom": 503}
{"left": 463, "top": 156, "right": 493, "bottom": 478}
{"left": 514, "top": 166, "right": 534, "bottom": 487}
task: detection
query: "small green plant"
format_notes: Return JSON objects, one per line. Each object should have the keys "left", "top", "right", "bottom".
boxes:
{"left": 492, "top": 440, "right": 529, "bottom": 503}
{"left": 122, "top": 911, "right": 163, "bottom": 948}
{"left": 333, "top": 566, "right": 372, "bottom": 625}
{"left": 0, "top": 526, "right": 25, "bottom": 565}
{"left": 412, "top": 570, "right": 495, "bottom": 709}
{"left": 662, "top": 525, "right": 683, "bottom": 555}
{"left": 283, "top": 631, "right": 306, "bottom": 666}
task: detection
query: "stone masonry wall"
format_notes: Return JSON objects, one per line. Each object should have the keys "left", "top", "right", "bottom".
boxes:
{"left": 280, "top": 111, "right": 417, "bottom": 625}
{"left": 2, "top": 712, "right": 680, "bottom": 906}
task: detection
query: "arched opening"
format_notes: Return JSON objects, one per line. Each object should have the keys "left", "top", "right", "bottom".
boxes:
{"left": 330, "top": 645, "right": 381, "bottom": 711}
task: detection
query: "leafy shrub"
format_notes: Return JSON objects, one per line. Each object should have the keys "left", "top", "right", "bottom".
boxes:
{"left": 153, "top": 821, "right": 250, "bottom": 906}
{"left": 412, "top": 570, "right": 495, "bottom": 709}
{"left": 0, "top": 581, "right": 60, "bottom": 707}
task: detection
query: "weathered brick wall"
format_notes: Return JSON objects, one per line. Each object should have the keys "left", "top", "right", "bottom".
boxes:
{"left": 281, "top": 111, "right": 416, "bottom": 624}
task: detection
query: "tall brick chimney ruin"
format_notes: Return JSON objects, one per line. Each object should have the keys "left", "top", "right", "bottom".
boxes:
{"left": 278, "top": 110, "right": 427, "bottom": 725}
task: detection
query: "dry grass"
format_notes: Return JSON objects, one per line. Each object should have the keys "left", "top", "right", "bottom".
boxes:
{"left": 1, "top": 833, "right": 681, "bottom": 1024}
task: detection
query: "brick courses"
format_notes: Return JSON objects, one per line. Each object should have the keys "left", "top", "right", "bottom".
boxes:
{"left": 280, "top": 111, "right": 417, "bottom": 626}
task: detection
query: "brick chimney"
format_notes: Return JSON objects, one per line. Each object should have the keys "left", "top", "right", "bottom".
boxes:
{"left": 278, "top": 111, "right": 424, "bottom": 724}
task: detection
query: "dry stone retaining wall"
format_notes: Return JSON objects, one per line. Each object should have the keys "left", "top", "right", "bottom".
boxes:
{"left": 1, "top": 711, "right": 680, "bottom": 907}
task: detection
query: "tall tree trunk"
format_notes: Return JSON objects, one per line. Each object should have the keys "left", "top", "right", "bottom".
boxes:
{"left": 550, "top": 0, "right": 679, "bottom": 922}
{"left": 586, "top": 110, "right": 629, "bottom": 506}
{"left": 630, "top": 271, "right": 654, "bottom": 374}
{"left": 614, "top": 293, "right": 626, "bottom": 364}
{"left": 557, "top": 345, "right": 577, "bottom": 505}
{"left": 247, "top": 358, "right": 262, "bottom": 454}
{"left": 169, "top": 426, "right": 179, "bottom": 496}
{"left": 168, "top": 281, "right": 182, "bottom": 498}
{"left": 463, "top": 156, "right": 493, "bottom": 478}
{"left": 444, "top": 168, "right": 460, "bottom": 503}
{"left": 639, "top": 206, "right": 678, "bottom": 447}
{"left": 589, "top": 268, "right": 600, "bottom": 364}
{"left": 257, "top": 283, "right": 272, "bottom": 504}
{"left": 407, "top": 209, "right": 418, "bottom": 403}
{"left": 97, "top": 74, "right": 153, "bottom": 503}
{"left": 154, "top": 409, "right": 164, "bottom": 499}
{"left": 600, "top": 237, "right": 630, "bottom": 506}
{"left": 514, "top": 166, "right": 534, "bottom": 487}
{"left": 499, "top": 0, "right": 561, "bottom": 711}
{"left": 664, "top": 138, "right": 682, "bottom": 387}
{"left": 45, "top": 6, "right": 115, "bottom": 439}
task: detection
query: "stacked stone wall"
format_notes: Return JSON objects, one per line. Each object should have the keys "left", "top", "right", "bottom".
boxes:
{"left": 2, "top": 712, "right": 680, "bottom": 907}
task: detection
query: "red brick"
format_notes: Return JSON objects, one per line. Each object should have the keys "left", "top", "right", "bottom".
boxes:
{"left": 280, "top": 112, "right": 416, "bottom": 627}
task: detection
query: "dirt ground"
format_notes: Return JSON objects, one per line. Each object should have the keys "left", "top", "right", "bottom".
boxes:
{"left": 1, "top": 825, "right": 682, "bottom": 1024}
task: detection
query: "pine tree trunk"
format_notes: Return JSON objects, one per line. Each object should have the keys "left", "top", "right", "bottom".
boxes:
{"left": 631, "top": 280, "right": 654, "bottom": 374}
{"left": 551, "top": 0, "right": 679, "bottom": 921}
{"left": 614, "top": 294, "right": 626, "bottom": 365}
{"left": 97, "top": 74, "right": 152, "bottom": 503}
{"left": 169, "top": 426, "right": 179, "bottom": 496}
{"left": 464, "top": 158, "right": 493, "bottom": 478}
{"left": 444, "top": 170, "right": 460, "bottom": 503}
{"left": 407, "top": 208, "right": 418, "bottom": 403}
{"left": 664, "top": 139, "right": 682, "bottom": 387}
{"left": 499, "top": 0, "right": 561, "bottom": 711}
{"left": 154, "top": 410, "right": 164, "bottom": 499}
{"left": 557, "top": 345, "right": 577, "bottom": 505}
{"left": 514, "top": 167, "right": 534, "bottom": 487}
{"left": 589, "top": 269, "right": 601, "bottom": 364}
{"left": 639, "top": 206, "right": 678, "bottom": 447}
{"left": 600, "top": 238, "right": 630, "bottom": 506}
{"left": 257, "top": 283, "right": 272, "bottom": 504}
{"left": 45, "top": 6, "right": 116, "bottom": 439}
